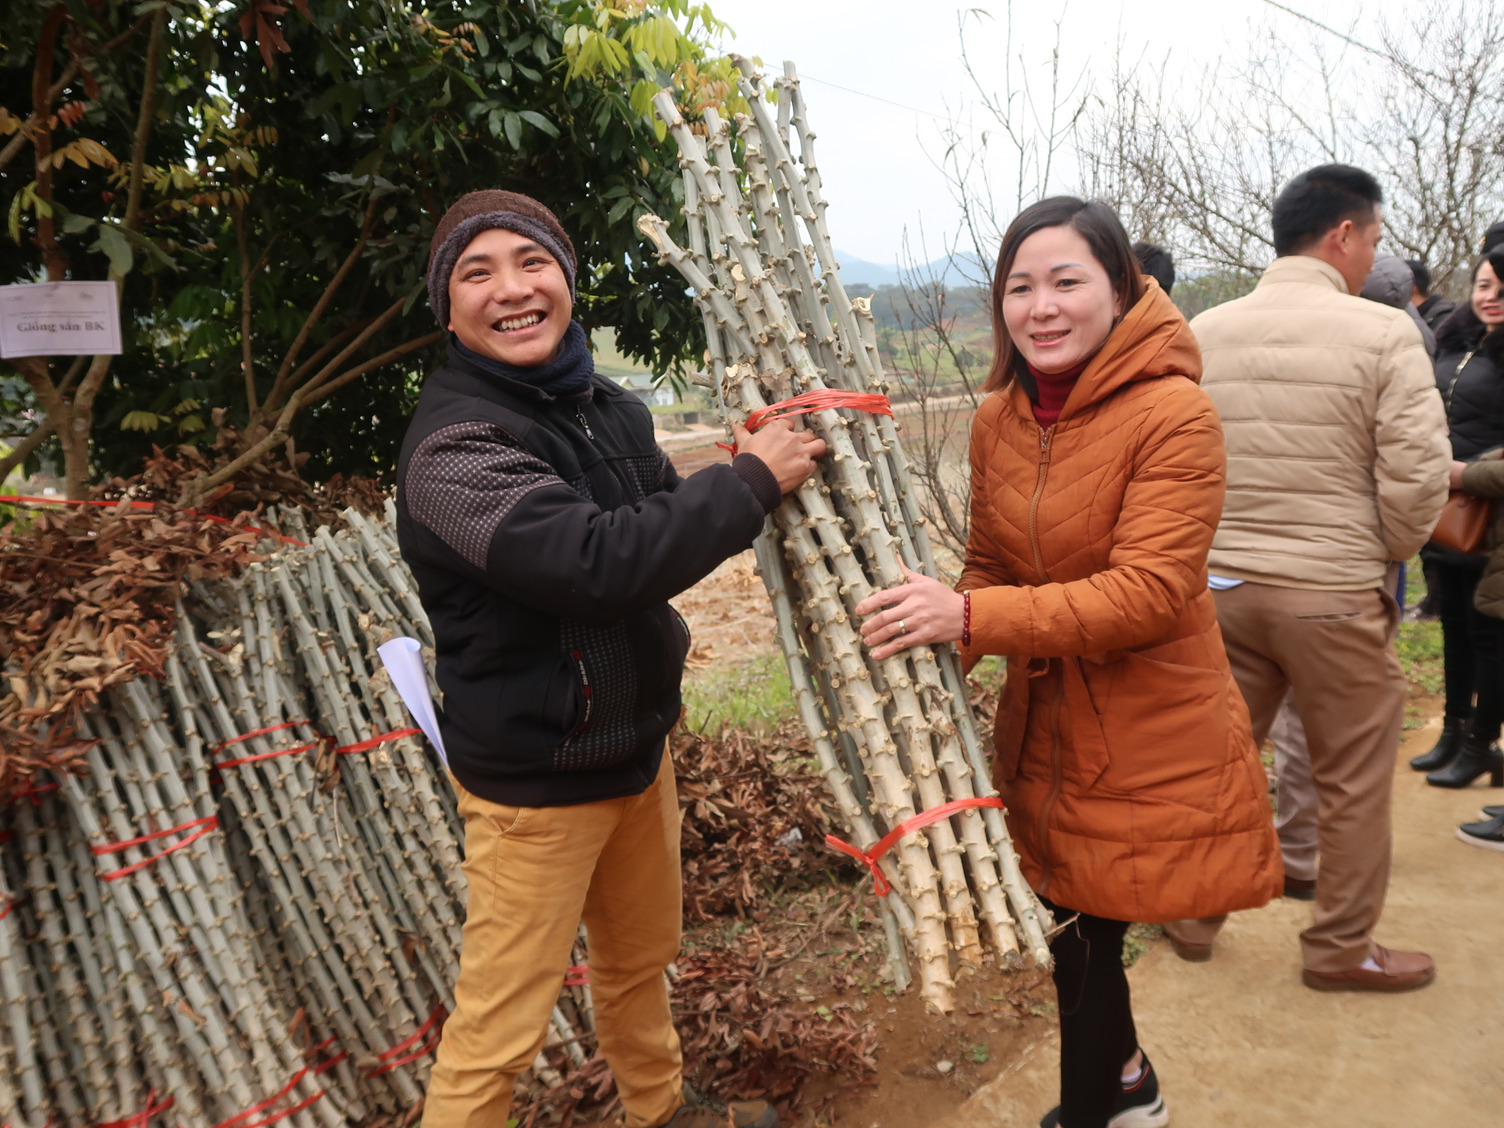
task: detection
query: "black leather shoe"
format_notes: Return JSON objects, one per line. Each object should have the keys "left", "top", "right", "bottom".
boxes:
{"left": 1426, "top": 737, "right": 1504, "bottom": 789}
{"left": 1480, "top": 805, "right": 1504, "bottom": 819}
{"left": 1411, "top": 718, "right": 1466, "bottom": 771}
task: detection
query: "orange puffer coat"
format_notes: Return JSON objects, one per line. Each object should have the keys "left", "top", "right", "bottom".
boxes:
{"left": 958, "top": 284, "right": 1281, "bottom": 924}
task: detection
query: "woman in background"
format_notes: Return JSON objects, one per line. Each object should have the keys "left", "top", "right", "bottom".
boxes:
{"left": 1411, "top": 247, "right": 1504, "bottom": 789}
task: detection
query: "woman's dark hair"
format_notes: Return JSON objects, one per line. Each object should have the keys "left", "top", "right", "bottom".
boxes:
{"left": 1435, "top": 248, "right": 1504, "bottom": 361}
{"left": 984, "top": 197, "right": 1147, "bottom": 394}
{"left": 1271, "top": 164, "right": 1383, "bottom": 257}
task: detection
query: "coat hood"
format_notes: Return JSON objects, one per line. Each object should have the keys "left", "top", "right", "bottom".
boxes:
{"left": 1008, "top": 278, "right": 1202, "bottom": 425}
{"left": 1361, "top": 254, "right": 1415, "bottom": 309}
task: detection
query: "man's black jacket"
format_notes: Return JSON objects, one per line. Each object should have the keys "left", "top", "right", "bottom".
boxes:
{"left": 396, "top": 344, "right": 779, "bottom": 807}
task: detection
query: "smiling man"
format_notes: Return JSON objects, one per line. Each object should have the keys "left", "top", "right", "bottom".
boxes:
{"left": 396, "top": 190, "right": 824, "bottom": 1128}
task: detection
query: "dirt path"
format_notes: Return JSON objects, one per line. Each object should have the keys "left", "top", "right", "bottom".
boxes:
{"left": 927, "top": 714, "right": 1504, "bottom": 1128}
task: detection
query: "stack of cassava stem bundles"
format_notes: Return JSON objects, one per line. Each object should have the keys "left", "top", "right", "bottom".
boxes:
{"left": 0, "top": 505, "right": 597, "bottom": 1127}
{"left": 637, "top": 58, "right": 1052, "bottom": 1012}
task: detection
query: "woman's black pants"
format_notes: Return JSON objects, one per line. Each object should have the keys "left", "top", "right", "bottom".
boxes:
{"left": 1040, "top": 896, "right": 1139, "bottom": 1128}
{"left": 1434, "top": 558, "right": 1504, "bottom": 740}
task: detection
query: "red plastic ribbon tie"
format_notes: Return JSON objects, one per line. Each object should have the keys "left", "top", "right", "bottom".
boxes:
{"left": 0, "top": 897, "right": 16, "bottom": 923}
{"left": 215, "top": 725, "right": 422, "bottom": 771}
{"left": 562, "top": 962, "right": 590, "bottom": 987}
{"left": 716, "top": 390, "right": 894, "bottom": 454}
{"left": 0, "top": 494, "right": 306, "bottom": 546}
{"left": 212, "top": 721, "right": 312, "bottom": 755}
{"left": 364, "top": 1004, "right": 447, "bottom": 1077}
{"left": 310, "top": 1033, "right": 347, "bottom": 1074}
{"left": 92, "top": 815, "right": 219, "bottom": 882}
{"left": 97, "top": 1089, "right": 174, "bottom": 1128}
{"left": 14, "top": 781, "right": 59, "bottom": 806}
{"left": 213, "top": 721, "right": 320, "bottom": 769}
{"left": 210, "top": 1061, "right": 330, "bottom": 1128}
{"left": 334, "top": 728, "right": 422, "bottom": 756}
{"left": 825, "top": 797, "right": 1006, "bottom": 896}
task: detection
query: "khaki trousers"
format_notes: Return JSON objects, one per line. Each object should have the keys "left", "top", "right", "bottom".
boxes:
{"left": 1172, "top": 581, "right": 1405, "bottom": 972}
{"left": 423, "top": 752, "right": 683, "bottom": 1128}
{"left": 1270, "top": 691, "right": 1319, "bottom": 883}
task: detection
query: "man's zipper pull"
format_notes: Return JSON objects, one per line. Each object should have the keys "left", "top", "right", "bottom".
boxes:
{"left": 575, "top": 407, "right": 595, "bottom": 440}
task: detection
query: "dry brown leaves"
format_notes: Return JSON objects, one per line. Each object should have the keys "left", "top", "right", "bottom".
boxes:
{"left": 105, "top": 423, "right": 387, "bottom": 529}
{"left": 0, "top": 499, "right": 266, "bottom": 794}
{"left": 1, "top": 439, "right": 385, "bottom": 800}
{"left": 513, "top": 947, "right": 878, "bottom": 1128}
{"left": 673, "top": 719, "right": 853, "bottom": 920}
{"left": 672, "top": 947, "right": 878, "bottom": 1110}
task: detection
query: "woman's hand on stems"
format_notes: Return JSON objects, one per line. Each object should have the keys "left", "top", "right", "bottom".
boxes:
{"left": 854, "top": 565, "right": 965, "bottom": 660}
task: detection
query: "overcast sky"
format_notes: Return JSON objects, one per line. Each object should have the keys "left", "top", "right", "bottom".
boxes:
{"left": 707, "top": 0, "right": 1407, "bottom": 264}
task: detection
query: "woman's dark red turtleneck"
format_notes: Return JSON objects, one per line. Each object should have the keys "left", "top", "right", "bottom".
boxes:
{"left": 1027, "top": 357, "right": 1090, "bottom": 428}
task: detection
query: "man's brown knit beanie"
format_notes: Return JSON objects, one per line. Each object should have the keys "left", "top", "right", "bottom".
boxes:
{"left": 427, "top": 190, "right": 578, "bottom": 328}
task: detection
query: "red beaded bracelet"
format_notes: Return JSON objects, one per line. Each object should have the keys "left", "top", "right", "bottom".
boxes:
{"left": 962, "top": 591, "right": 972, "bottom": 647}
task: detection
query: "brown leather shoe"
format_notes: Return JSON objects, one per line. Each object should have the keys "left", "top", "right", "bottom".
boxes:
{"left": 1161, "top": 922, "right": 1212, "bottom": 962}
{"left": 1302, "top": 945, "right": 1435, "bottom": 993}
{"left": 652, "top": 1087, "right": 778, "bottom": 1128}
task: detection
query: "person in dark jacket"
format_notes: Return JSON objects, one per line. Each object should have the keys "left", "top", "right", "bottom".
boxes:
{"left": 1412, "top": 246, "right": 1504, "bottom": 792}
{"left": 398, "top": 189, "right": 825, "bottom": 1128}
{"left": 1407, "top": 259, "right": 1456, "bottom": 333}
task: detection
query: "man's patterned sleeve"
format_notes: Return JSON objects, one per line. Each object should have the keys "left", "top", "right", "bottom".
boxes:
{"left": 404, "top": 421, "right": 563, "bottom": 571}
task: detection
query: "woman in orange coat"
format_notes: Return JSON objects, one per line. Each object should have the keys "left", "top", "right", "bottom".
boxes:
{"left": 857, "top": 197, "right": 1280, "bottom": 1128}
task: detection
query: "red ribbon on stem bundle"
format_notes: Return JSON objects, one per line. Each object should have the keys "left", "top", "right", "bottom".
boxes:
{"left": 364, "top": 1004, "right": 447, "bottom": 1078}
{"left": 91, "top": 814, "right": 220, "bottom": 882}
{"left": 715, "top": 389, "right": 893, "bottom": 455}
{"left": 96, "top": 1090, "right": 175, "bottom": 1128}
{"left": 824, "top": 797, "right": 1006, "bottom": 896}
{"left": 213, "top": 723, "right": 423, "bottom": 771}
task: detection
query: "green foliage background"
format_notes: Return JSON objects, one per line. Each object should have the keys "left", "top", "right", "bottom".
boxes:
{"left": 1, "top": 0, "right": 739, "bottom": 484}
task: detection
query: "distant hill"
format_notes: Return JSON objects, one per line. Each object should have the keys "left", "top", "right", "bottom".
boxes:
{"left": 835, "top": 249, "right": 989, "bottom": 289}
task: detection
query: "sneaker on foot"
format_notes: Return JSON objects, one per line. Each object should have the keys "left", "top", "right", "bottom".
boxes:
{"left": 1038, "top": 1055, "right": 1170, "bottom": 1127}
{"left": 1458, "top": 811, "right": 1504, "bottom": 852}
{"left": 651, "top": 1086, "right": 778, "bottom": 1128}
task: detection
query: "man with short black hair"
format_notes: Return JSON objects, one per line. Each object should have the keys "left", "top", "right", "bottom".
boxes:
{"left": 399, "top": 189, "right": 825, "bottom": 1127}
{"left": 1168, "top": 165, "right": 1450, "bottom": 993}
{"left": 1131, "top": 240, "right": 1175, "bottom": 295}
{"left": 1407, "top": 258, "right": 1456, "bottom": 332}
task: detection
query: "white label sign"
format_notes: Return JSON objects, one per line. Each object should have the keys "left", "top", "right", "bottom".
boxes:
{"left": 0, "top": 281, "right": 121, "bottom": 358}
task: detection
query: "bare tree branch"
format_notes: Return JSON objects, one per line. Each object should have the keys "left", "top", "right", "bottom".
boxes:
{"left": 0, "top": 420, "right": 57, "bottom": 483}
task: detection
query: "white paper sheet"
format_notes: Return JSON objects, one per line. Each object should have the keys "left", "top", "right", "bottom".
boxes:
{"left": 378, "top": 637, "right": 446, "bottom": 764}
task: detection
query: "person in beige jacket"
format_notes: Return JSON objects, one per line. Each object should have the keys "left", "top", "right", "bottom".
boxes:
{"left": 1167, "top": 164, "right": 1450, "bottom": 992}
